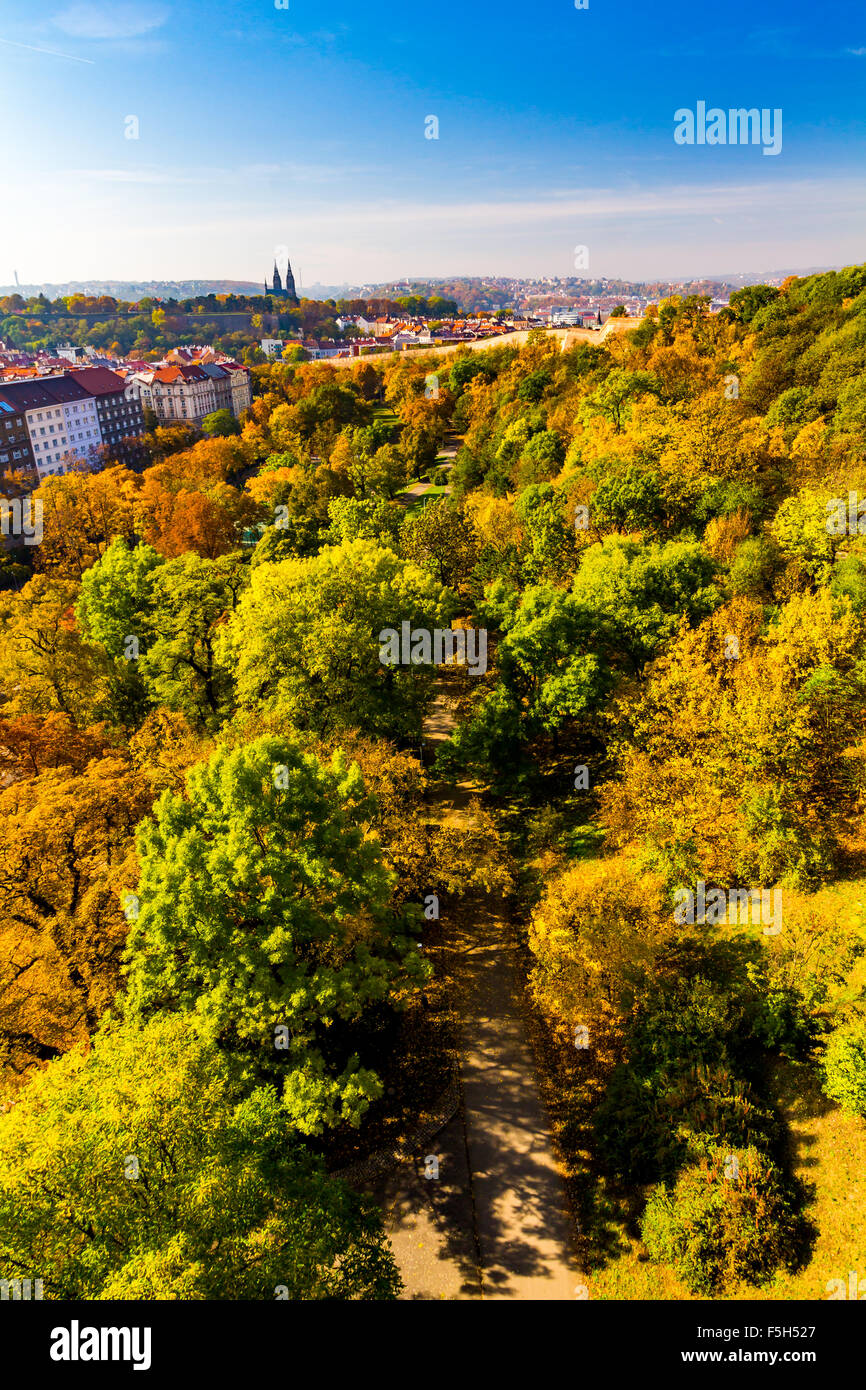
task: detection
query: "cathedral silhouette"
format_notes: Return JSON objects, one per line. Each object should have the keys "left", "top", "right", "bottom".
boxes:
{"left": 265, "top": 257, "right": 299, "bottom": 303}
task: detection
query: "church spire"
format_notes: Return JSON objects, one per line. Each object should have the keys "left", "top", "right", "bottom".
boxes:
{"left": 284, "top": 258, "right": 299, "bottom": 304}
{"left": 272, "top": 261, "right": 283, "bottom": 295}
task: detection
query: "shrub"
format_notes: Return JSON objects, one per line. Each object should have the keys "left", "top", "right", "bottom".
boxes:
{"left": 821, "top": 1018, "right": 866, "bottom": 1117}
{"left": 641, "top": 1146, "right": 803, "bottom": 1294}
{"left": 594, "top": 1063, "right": 777, "bottom": 1183}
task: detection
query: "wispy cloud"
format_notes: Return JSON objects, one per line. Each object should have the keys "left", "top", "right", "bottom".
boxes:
{"left": 51, "top": 3, "right": 169, "bottom": 41}
{"left": 0, "top": 35, "right": 94, "bottom": 64}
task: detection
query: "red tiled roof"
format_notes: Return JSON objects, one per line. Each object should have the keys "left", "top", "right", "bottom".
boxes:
{"left": 66, "top": 366, "right": 127, "bottom": 397}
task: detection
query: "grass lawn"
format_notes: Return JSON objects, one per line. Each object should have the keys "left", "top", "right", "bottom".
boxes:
{"left": 748, "top": 1057, "right": 866, "bottom": 1300}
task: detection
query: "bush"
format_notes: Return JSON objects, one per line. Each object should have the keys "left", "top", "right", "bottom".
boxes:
{"left": 594, "top": 1064, "right": 778, "bottom": 1184}
{"left": 821, "top": 1018, "right": 866, "bottom": 1117}
{"left": 728, "top": 536, "right": 780, "bottom": 598}
{"left": 641, "top": 1146, "right": 803, "bottom": 1294}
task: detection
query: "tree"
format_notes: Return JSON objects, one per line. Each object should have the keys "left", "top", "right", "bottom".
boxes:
{"left": 529, "top": 857, "right": 670, "bottom": 1037}
{"left": 327, "top": 496, "right": 404, "bottom": 547}
{"left": 202, "top": 408, "right": 241, "bottom": 438}
{"left": 641, "top": 1146, "right": 802, "bottom": 1295}
{"left": 31, "top": 468, "right": 139, "bottom": 580}
{"left": 570, "top": 536, "right": 721, "bottom": 671}
{"left": 75, "top": 537, "right": 163, "bottom": 658}
{"left": 0, "top": 575, "right": 109, "bottom": 725}
{"left": 0, "top": 1014, "right": 401, "bottom": 1299}
{"left": 0, "top": 713, "right": 109, "bottom": 781}
{"left": 124, "top": 735, "right": 428, "bottom": 1133}
{"left": 221, "top": 539, "right": 453, "bottom": 738}
{"left": 399, "top": 497, "right": 480, "bottom": 590}
{"left": 514, "top": 484, "right": 579, "bottom": 584}
{"left": 578, "top": 369, "right": 661, "bottom": 432}
{"left": 728, "top": 284, "right": 780, "bottom": 324}
{"left": 0, "top": 754, "right": 151, "bottom": 1089}
{"left": 601, "top": 591, "right": 866, "bottom": 887}
{"left": 139, "top": 553, "right": 248, "bottom": 730}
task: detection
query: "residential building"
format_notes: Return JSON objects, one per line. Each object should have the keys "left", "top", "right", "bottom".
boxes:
{"left": 129, "top": 361, "right": 251, "bottom": 426}
{"left": 67, "top": 366, "right": 145, "bottom": 466}
{"left": 0, "top": 377, "right": 101, "bottom": 480}
{"left": 0, "top": 392, "right": 37, "bottom": 479}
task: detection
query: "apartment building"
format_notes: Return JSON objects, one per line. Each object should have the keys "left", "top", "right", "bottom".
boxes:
{"left": 129, "top": 361, "right": 251, "bottom": 426}
{"left": 67, "top": 366, "right": 145, "bottom": 466}
{"left": 0, "top": 378, "right": 101, "bottom": 480}
{"left": 0, "top": 394, "right": 37, "bottom": 478}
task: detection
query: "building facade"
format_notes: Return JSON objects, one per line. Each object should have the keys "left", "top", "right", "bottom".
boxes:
{"left": 129, "top": 361, "right": 251, "bottom": 427}
{"left": 0, "top": 393, "right": 37, "bottom": 479}
{"left": 0, "top": 378, "right": 99, "bottom": 480}
{"left": 68, "top": 367, "right": 145, "bottom": 467}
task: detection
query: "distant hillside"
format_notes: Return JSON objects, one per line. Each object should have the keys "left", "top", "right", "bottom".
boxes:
{"left": 0, "top": 280, "right": 265, "bottom": 302}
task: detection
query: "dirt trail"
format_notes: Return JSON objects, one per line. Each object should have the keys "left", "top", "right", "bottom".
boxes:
{"left": 378, "top": 686, "right": 580, "bottom": 1299}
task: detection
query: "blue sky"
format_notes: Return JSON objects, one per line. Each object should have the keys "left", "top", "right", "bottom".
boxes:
{"left": 1, "top": 0, "right": 864, "bottom": 285}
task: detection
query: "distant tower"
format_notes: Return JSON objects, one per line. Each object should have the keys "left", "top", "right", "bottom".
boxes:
{"left": 264, "top": 255, "right": 298, "bottom": 303}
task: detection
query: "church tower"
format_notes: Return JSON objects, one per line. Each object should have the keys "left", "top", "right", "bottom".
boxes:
{"left": 284, "top": 258, "right": 299, "bottom": 305}
{"left": 272, "top": 261, "right": 283, "bottom": 295}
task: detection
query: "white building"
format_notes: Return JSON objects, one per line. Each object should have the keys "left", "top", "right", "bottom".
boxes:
{"left": 0, "top": 377, "right": 103, "bottom": 479}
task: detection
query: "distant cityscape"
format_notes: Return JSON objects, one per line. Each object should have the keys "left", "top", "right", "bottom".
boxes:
{"left": 0, "top": 258, "right": 840, "bottom": 488}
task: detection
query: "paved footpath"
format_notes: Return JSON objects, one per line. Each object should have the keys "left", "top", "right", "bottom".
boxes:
{"left": 377, "top": 691, "right": 580, "bottom": 1299}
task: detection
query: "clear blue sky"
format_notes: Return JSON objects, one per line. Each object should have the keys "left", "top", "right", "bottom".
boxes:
{"left": 1, "top": 0, "right": 864, "bottom": 285}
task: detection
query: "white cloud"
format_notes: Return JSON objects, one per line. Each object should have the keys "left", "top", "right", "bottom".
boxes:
{"left": 51, "top": 3, "right": 169, "bottom": 40}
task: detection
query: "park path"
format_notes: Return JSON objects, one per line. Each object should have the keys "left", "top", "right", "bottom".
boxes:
{"left": 377, "top": 689, "right": 580, "bottom": 1299}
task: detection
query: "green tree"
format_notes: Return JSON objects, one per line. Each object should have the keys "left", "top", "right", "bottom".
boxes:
{"left": 138, "top": 553, "right": 248, "bottom": 730}
{"left": 202, "top": 408, "right": 241, "bottom": 438}
{"left": 399, "top": 497, "right": 480, "bottom": 590}
{"left": 822, "top": 1018, "right": 866, "bottom": 1117}
{"left": 124, "top": 736, "right": 427, "bottom": 1133}
{"left": 0, "top": 1014, "right": 401, "bottom": 1299}
{"left": 571, "top": 536, "right": 721, "bottom": 671}
{"left": 221, "top": 539, "right": 453, "bottom": 737}
{"left": 75, "top": 537, "right": 163, "bottom": 658}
